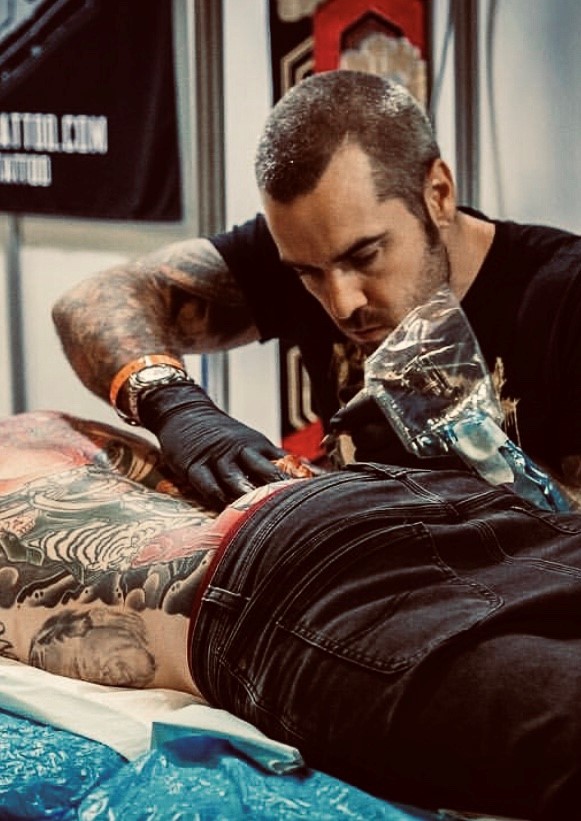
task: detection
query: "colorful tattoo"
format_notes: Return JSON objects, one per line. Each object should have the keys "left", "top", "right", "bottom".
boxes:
{"left": 0, "top": 412, "right": 218, "bottom": 690}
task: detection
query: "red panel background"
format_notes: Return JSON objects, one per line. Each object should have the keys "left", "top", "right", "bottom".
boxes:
{"left": 314, "top": 0, "right": 428, "bottom": 72}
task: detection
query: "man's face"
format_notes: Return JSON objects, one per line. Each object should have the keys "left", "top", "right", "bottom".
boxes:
{"left": 263, "top": 143, "right": 450, "bottom": 353}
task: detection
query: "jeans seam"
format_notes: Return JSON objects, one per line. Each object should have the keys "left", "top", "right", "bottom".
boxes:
{"left": 217, "top": 655, "right": 309, "bottom": 743}
{"left": 476, "top": 518, "right": 581, "bottom": 579}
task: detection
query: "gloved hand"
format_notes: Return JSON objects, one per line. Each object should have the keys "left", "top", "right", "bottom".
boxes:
{"left": 329, "top": 390, "right": 404, "bottom": 464}
{"left": 139, "top": 382, "right": 288, "bottom": 510}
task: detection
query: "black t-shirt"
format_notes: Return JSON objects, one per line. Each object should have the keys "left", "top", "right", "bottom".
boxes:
{"left": 210, "top": 212, "right": 581, "bottom": 475}
{"left": 211, "top": 214, "right": 346, "bottom": 428}
{"left": 462, "top": 215, "right": 581, "bottom": 472}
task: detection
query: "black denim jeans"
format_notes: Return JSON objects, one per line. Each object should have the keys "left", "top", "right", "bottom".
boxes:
{"left": 191, "top": 463, "right": 581, "bottom": 820}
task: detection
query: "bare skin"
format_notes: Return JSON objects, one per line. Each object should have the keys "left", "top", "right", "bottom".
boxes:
{"left": 0, "top": 412, "right": 310, "bottom": 694}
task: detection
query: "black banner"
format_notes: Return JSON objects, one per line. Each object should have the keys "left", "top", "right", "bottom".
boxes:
{"left": 0, "top": 0, "right": 182, "bottom": 221}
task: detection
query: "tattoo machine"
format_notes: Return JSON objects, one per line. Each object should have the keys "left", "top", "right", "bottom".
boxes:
{"left": 360, "top": 285, "right": 571, "bottom": 512}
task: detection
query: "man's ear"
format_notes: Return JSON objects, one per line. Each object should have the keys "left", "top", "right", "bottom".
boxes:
{"left": 423, "top": 159, "right": 456, "bottom": 227}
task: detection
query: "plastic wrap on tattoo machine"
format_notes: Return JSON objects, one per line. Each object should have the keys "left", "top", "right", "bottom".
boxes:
{"left": 364, "top": 285, "right": 570, "bottom": 512}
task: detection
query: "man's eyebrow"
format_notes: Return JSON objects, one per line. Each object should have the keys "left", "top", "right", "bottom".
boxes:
{"left": 281, "top": 231, "right": 388, "bottom": 270}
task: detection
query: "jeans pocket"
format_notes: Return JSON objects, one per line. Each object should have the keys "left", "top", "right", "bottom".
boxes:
{"left": 275, "top": 520, "right": 500, "bottom": 673}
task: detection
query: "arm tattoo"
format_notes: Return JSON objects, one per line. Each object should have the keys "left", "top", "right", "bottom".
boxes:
{"left": 52, "top": 237, "right": 259, "bottom": 400}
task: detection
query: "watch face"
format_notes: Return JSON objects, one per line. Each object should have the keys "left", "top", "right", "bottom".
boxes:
{"left": 135, "top": 365, "right": 173, "bottom": 385}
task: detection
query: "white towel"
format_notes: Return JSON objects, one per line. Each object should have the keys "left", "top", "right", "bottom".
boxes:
{"left": 0, "top": 656, "right": 303, "bottom": 771}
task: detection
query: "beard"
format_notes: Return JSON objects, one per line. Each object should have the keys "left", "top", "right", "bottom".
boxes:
{"left": 343, "top": 232, "right": 452, "bottom": 355}
{"left": 404, "top": 232, "right": 451, "bottom": 319}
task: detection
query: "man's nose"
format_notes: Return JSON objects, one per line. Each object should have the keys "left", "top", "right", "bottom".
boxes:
{"left": 325, "top": 267, "right": 367, "bottom": 320}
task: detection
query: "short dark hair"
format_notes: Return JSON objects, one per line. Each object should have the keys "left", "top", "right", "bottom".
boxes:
{"left": 255, "top": 70, "right": 440, "bottom": 222}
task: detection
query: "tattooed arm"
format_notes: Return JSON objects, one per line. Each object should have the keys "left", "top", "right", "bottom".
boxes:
{"left": 52, "top": 238, "right": 259, "bottom": 402}
{"left": 52, "top": 238, "right": 287, "bottom": 508}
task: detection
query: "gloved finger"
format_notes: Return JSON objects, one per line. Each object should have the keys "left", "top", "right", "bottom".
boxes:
{"left": 214, "top": 454, "right": 259, "bottom": 499}
{"left": 329, "top": 390, "right": 385, "bottom": 433}
{"left": 239, "top": 448, "right": 290, "bottom": 484}
{"left": 184, "top": 462, "right": 229, "bottom": 511}
{"left": 220, "top": 450, "right": 287, "bottom": 491}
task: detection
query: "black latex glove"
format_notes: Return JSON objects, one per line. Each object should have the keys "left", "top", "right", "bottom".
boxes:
{"left": 329, "top": 390, "right": 465, "bottom": 470}
{"left": 139, "top": 382, "right": 288, "bottom": 510}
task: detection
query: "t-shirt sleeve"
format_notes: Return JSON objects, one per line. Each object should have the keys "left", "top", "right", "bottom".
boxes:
{"left": 209, "top": 213, "right": 338, "bottom": 344}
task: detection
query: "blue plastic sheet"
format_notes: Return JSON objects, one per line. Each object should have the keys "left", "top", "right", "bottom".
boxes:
{"left": 78, "top": 736, "right": 437, "bottom": 820}
{"left": 0, "top": 709, "right": 439, "bottom": 820}
{"left": 0, "top": 710, "right": 122, "bottom": 819}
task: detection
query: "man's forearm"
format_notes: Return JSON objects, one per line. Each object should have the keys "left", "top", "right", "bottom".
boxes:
{"left": 52, "top": 237, "right": 259, "bottom": 402}
{"left": 52, "top": 265, "right": 178, "bottom": 400}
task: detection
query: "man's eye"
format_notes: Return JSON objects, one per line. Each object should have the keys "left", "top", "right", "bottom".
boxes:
{"left": 353, "top": 248, "right": 379, "bottom": 269}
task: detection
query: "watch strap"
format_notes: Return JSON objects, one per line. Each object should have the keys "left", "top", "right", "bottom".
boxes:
{"left": 109, "top": 355, "right": 188, "bottom": 425}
